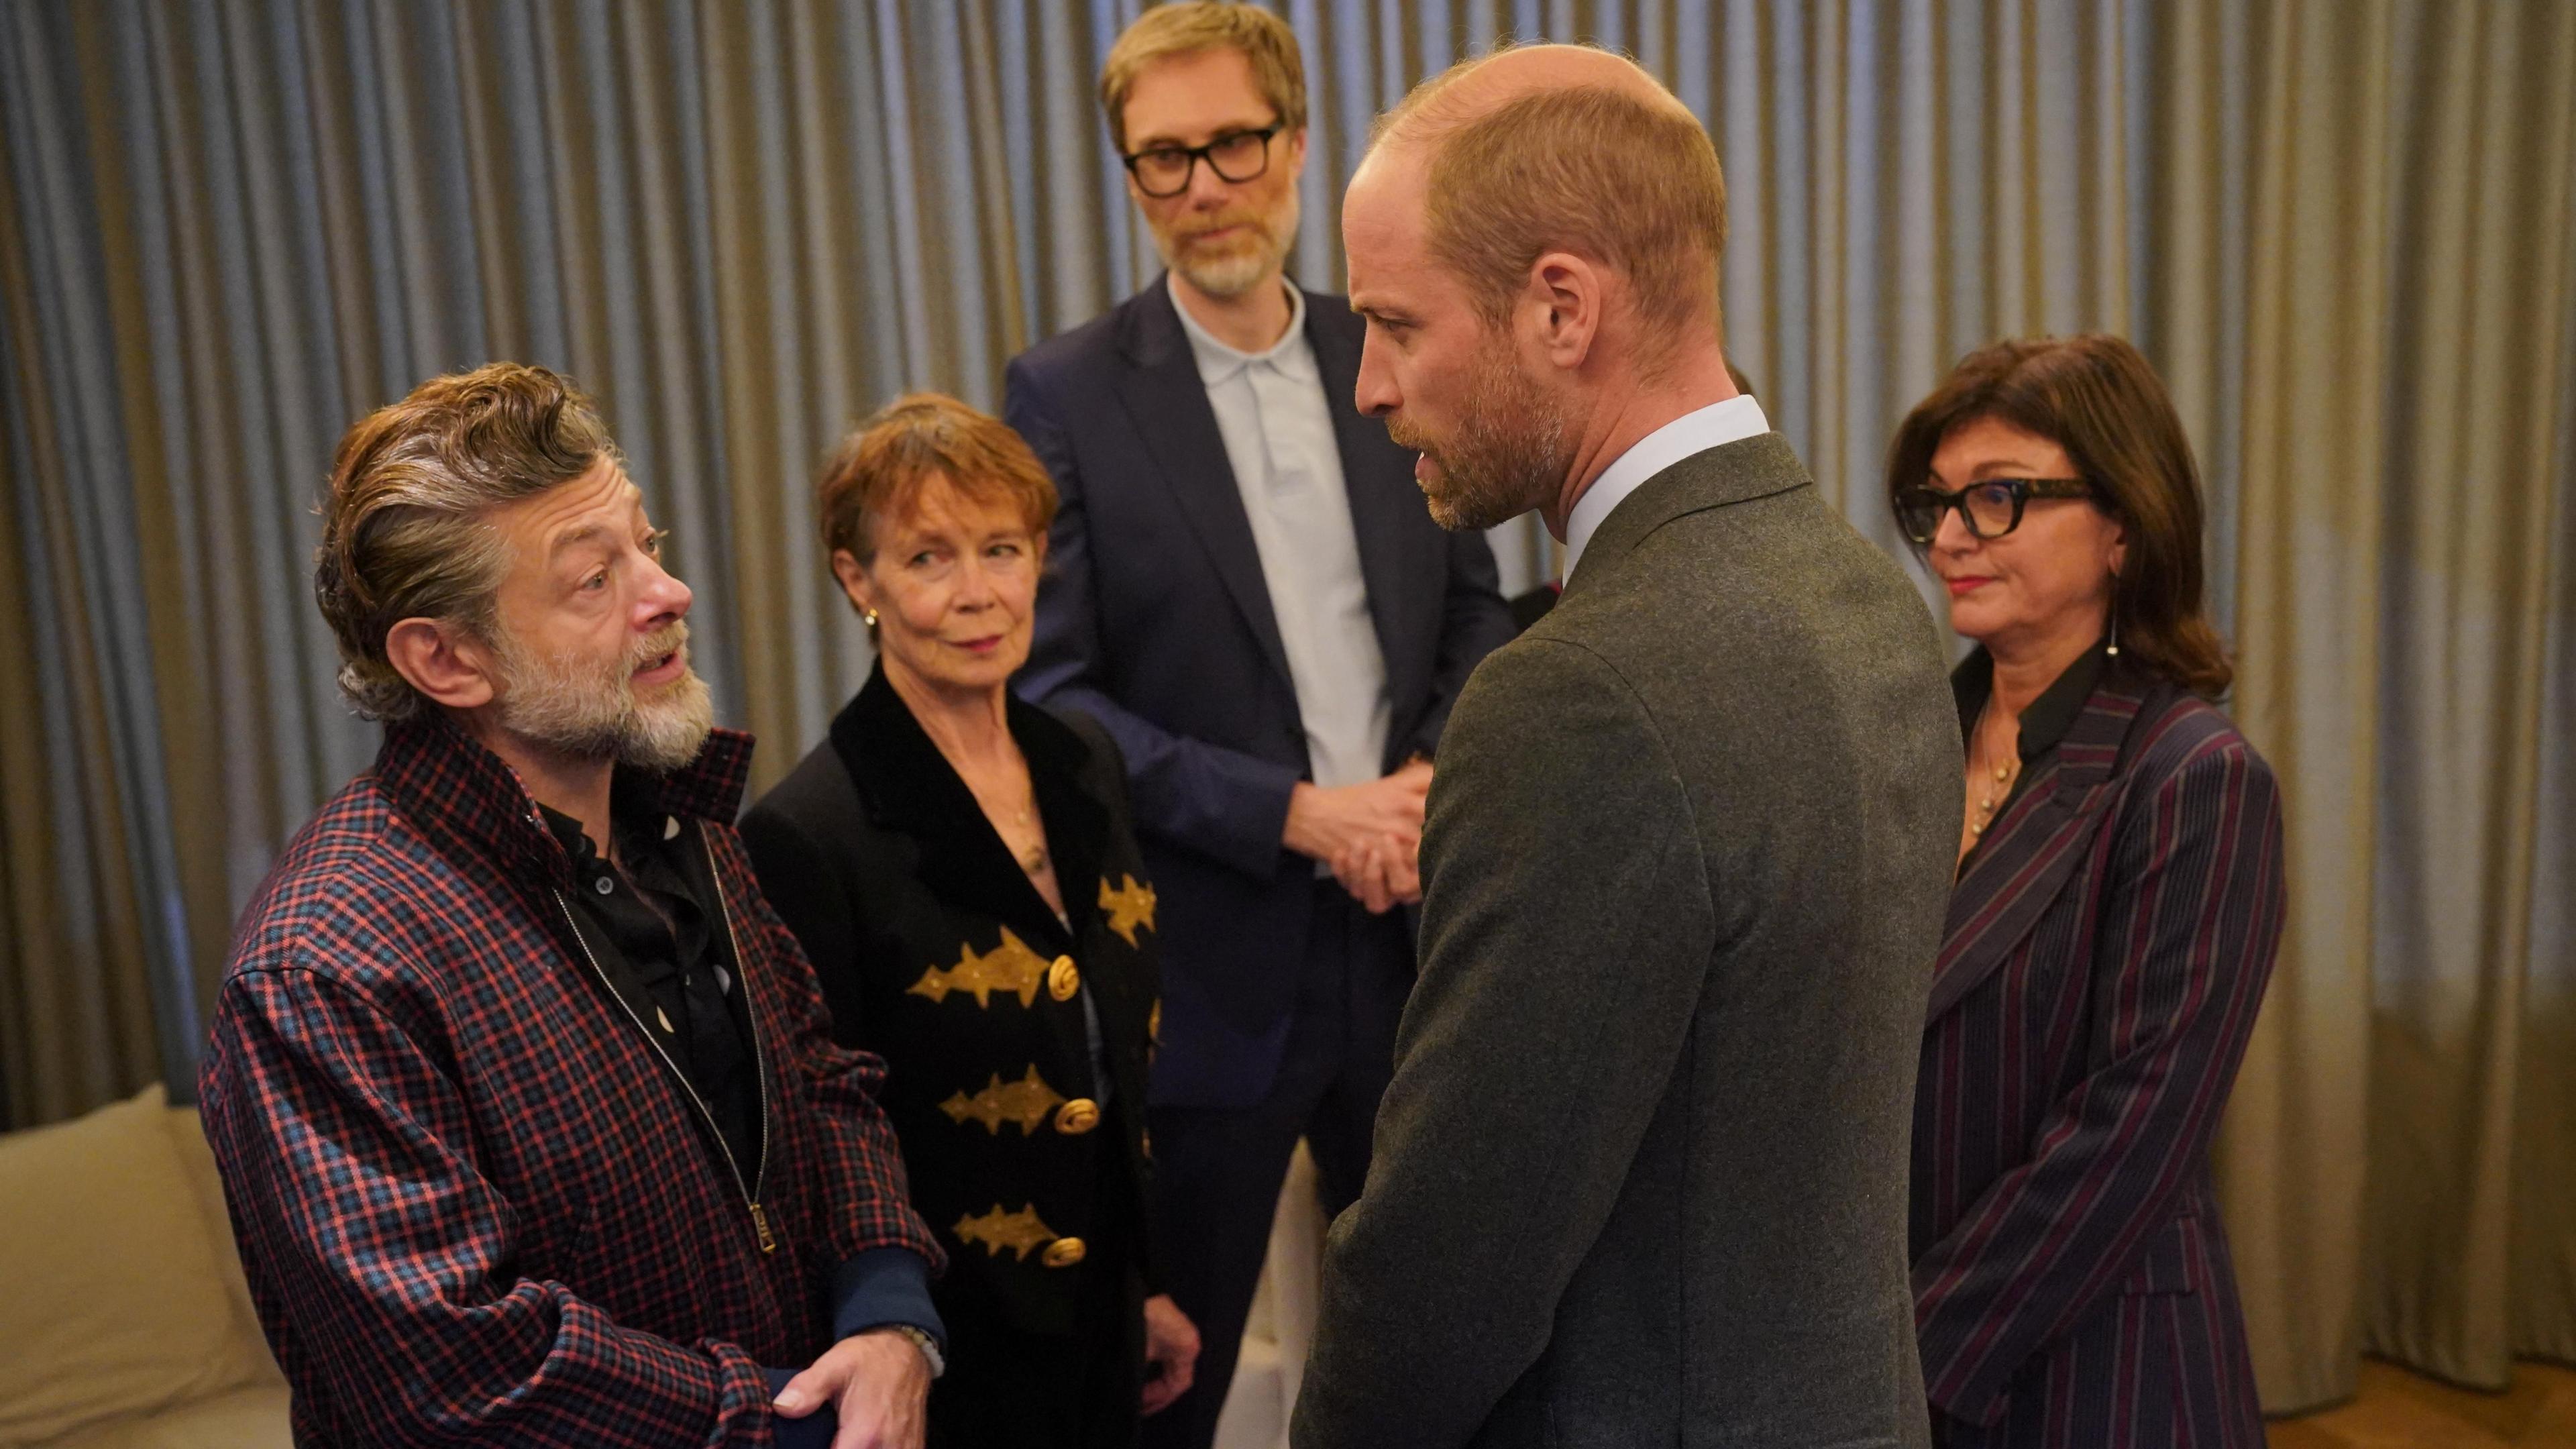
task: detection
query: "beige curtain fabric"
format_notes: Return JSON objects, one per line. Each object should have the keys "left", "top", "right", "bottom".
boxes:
{"left": 1, "top": 0, "right": 2568, "bottom": 1414}
{"left": 2214, "top": 0, "right": 2576, "bottom": 1406}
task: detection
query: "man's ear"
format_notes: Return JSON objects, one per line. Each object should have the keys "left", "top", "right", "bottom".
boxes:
{"left": 1528, "top": 252, "right": 1602, "bottom": 372}
{"left": 384, "top": 617, "right": 499, "bottom": 710}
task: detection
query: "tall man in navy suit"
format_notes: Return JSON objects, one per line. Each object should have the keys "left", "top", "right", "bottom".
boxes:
{"left": 1004, "top": 6, "right": 1512, "bottom": 1445}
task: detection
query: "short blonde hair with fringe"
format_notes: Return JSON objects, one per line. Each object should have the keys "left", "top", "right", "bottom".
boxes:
{"left": 1099, "top": 3, "right": 1307, "bottom": 154}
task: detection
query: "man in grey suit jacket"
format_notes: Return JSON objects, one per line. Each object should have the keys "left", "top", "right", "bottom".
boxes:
{"left": 1291, "top": 46, "right": 1957, "bottom": 1449}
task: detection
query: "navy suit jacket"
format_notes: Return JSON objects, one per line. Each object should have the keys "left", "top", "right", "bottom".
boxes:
{"left": 1004, "top": 276, "right": 1512, "bottom": 1111}
{"left": 1911, "top": 657, "right": 2285, "bottom": 1448}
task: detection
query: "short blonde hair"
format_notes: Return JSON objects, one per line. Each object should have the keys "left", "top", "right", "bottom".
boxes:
{"left": 817, "top": 394, "right": 1057, "bottom": 565}
{"left": 1377, "top": 52, "right": 1727, "bottom": 362}
{"left": 1099, "top": 2, "right": 1307, "bottom": 154}
{"left": 314, "top": 364, "right": 615, "bottom": 720}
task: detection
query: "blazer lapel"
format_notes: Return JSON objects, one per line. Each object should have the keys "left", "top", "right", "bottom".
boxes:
{"left": 830, "top": 669, "right": 1081, "bottom": 953}
{"left": 1925, "top": 679, "right": 2146, "bottom": 1023}
{"left": 1114, "top": 280, "right": 1295, "bottom": 688}
{"left": 1305, "top": 297, "right": 1415, "bottom": 681}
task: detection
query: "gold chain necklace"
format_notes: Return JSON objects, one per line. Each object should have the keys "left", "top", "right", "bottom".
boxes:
{"left": 1967, "top": 701, "right": 2022, "bottom": 839}
{"left": 968, "top": 767, "right": 1048, "bottom": 875}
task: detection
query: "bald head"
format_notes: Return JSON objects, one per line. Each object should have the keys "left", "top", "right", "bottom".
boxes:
{"left": 1373, "top": 43, "right": 1689, "bottom": 150}
{"left": 1353, "top": 43, "right": 1727, "bottom": 367}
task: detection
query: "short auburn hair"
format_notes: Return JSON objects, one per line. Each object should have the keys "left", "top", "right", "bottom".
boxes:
{"left": 1099, "top": 2, "right": 1307, "bottom": 155}
{"left": 1375, "top": 50, "right": 1727, "bottom": 368}
{"left": 1886, "top": 334, "right": 2233, "bottom": 697}
{"left": 314, "top": 362, "right": 615, "bottom": 720}
{"left": 817, "top": 394, "right": 1057, "bottom": 566}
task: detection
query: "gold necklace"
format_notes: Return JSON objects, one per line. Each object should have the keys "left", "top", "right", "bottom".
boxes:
{"left": 1967, "top": 704, "right": 2021, "bottom": 839}
{"left": 1010, "top": 794, "right": 1046, "bottom": 875}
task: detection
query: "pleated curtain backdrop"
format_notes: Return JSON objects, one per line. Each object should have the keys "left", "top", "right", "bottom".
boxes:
{"left": 1, "top": 0, "right": 2569, "bottom": 1415}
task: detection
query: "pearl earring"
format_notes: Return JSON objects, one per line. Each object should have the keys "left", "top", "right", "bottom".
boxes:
{"left": 863, "top": 608, "right": 879, "bottom": 628}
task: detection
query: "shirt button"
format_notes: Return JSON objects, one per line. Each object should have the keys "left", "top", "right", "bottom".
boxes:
{"left": 594, "top": 876, "right": 614, "bottom": 895}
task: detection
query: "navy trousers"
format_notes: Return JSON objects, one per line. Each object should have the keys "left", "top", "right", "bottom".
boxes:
{"left": 1140, "top": 876, "right": 1414, "bottom": 1449}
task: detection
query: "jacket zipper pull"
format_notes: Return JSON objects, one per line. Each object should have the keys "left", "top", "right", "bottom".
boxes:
{"left": 749, "top": 1201, "right": 777, "bottom": 1253}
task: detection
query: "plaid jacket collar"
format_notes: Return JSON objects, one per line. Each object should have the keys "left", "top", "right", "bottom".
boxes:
{"left": 374, "top": 708, "right": 757, "bottom": 888}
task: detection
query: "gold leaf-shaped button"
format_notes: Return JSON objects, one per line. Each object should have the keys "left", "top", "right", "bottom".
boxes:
{"left": 953, "top": 1203, "right": 1057, "bottom": 1261}
{"left": 909, "top": 928, "right": 1050, "bottom": 1008}
{"left": 1055, "top": 1098, "right": 1101, "bottom": 1135}
{"left": 1047, "top": 955, "right": 1080, "bottom": 1002}
{"left": 1098, "top": 873, "right": 1158, "bottom": 946}
{"left": 940, "top": 1065, "right": 1065, "bottom": 1135}
{"left": 1042, "top": 1236, "right": 1087, "bottom": 1269}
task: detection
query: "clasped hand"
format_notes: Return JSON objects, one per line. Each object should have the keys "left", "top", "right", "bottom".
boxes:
{"left": 1283, "top": 759, "right": 1432, "bottom": 913}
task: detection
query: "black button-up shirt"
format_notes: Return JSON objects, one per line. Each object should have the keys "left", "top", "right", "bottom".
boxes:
{"left": 1952, "top": 636, "right": 2112, "bottom": 817}
{"left": 542, "top": 800, "right": 763, "bottom": 1185}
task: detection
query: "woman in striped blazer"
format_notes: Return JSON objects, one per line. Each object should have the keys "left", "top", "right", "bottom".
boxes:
{"left": 1886, "top": 334, "right": 2287, "bottom": 1448}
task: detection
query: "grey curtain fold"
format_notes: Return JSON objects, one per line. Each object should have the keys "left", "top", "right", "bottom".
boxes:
{"left": 1, "top": 0, "right": 2567, "bottom": 1414}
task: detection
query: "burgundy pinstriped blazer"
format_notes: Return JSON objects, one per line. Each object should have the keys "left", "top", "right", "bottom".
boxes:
{"left": 1911, "top": 649, "right": 2285, "bottom": 1448}
{"left": 199, "top": 714, "right": 943, "bottom": 1447}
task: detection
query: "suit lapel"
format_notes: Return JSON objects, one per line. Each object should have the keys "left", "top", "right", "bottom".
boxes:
{"left": 1305, "top": 298, "right": 1415, "bottom": 688}
{"left": 1113, "top": 280, "right": 1294, "bottom": 688}
{"left": 1925, "top": 679, "right": 2145, "bottom": 1023}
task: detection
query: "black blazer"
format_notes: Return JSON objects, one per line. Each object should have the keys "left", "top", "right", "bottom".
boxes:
{"left": 739, "top": 666, "right": 1160, "bottom": 1336}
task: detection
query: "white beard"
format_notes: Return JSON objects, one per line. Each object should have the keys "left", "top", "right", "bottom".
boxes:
{"left": 490, "top": 623, "right": 714, "bottom": 773}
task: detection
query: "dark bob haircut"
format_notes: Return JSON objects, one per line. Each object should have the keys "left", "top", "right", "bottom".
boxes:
{"left": 1886, "top": 333, "right": 2232, "bottom": 698}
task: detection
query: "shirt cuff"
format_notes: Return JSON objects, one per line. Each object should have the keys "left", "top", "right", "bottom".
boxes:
{"left": 763, "top": 1370, "right": 837, "bottom": 1449}
{"left": 829, "top": 1248, "right": 946, "bottom": 1348}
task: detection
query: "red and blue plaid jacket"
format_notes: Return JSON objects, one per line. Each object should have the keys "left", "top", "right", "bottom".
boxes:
{"left": 199, "top": 713, "right": 943, "bottom": 1448}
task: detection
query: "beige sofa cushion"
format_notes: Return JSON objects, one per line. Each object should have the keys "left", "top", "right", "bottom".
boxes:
{"left": 165, "top": 1109, "right": 280, "bottom": 1389}
{"left": 39, "top": 1385, "right": 289, "bottom": 1449}
{"left": 0, "top": 1086, "right": 252, "bottom": 1446}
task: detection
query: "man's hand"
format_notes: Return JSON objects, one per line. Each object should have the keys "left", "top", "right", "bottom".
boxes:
{"left": 1330, "top": 831, "right": 1423, "bottom": 914}
{"left": 1284, "top": 761, "right": 1432, "bottom": 913}
{"left": 1140, "top": 1293, "right": 1201, "bottom": 1415}
{"left": 773, "top": 1329, "right": 931, "bottom": 1449}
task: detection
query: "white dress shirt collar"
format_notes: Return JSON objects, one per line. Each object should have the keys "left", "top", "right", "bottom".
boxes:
{"left": 1171, "top": 274, "right": 1316, "bottom": 384}
{"left": 1562, "top": 394, "right": 1772, "bottom": 583}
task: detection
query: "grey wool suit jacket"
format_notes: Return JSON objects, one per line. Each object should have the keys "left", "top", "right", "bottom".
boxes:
{"left": 1292, "top": 434, "right": 1957, "bottom": 1449}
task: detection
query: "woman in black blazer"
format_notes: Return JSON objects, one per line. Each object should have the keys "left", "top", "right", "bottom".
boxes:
{"left": 741, "top": 394, "right": 1197, "bottom": 1449}
{"left": 1886, "top": 335, "right": 2286, "bottom": 1448}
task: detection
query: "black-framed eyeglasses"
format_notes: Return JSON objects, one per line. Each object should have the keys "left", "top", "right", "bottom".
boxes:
{"left": 1122, "top": 124, "right": 1283, "bottom": 198}
{"left": 1894, "top": 478, "right": 2094, "bottom": 545}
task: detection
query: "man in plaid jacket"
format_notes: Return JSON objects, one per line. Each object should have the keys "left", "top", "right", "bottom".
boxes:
{"left": 199, "top": 363, "right": 944, "bottom": 1449}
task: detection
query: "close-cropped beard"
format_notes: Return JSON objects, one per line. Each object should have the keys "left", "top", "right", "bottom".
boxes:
{"left": 1159, "top": 191, "right": 1299, "bottom": 300}
{"left": 1388, "top": 346, "right": 1576, "bottom": 531}
{"left": 490, "top": 619, "right": 714, "bottom": 773}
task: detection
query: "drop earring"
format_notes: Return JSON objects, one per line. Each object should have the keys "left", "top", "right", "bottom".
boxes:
{"left": 863, "top": 607, "right": 879, "bottom": 629}
{"left": 2106, "top": 591, "right": 2121, "bottom": 659}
